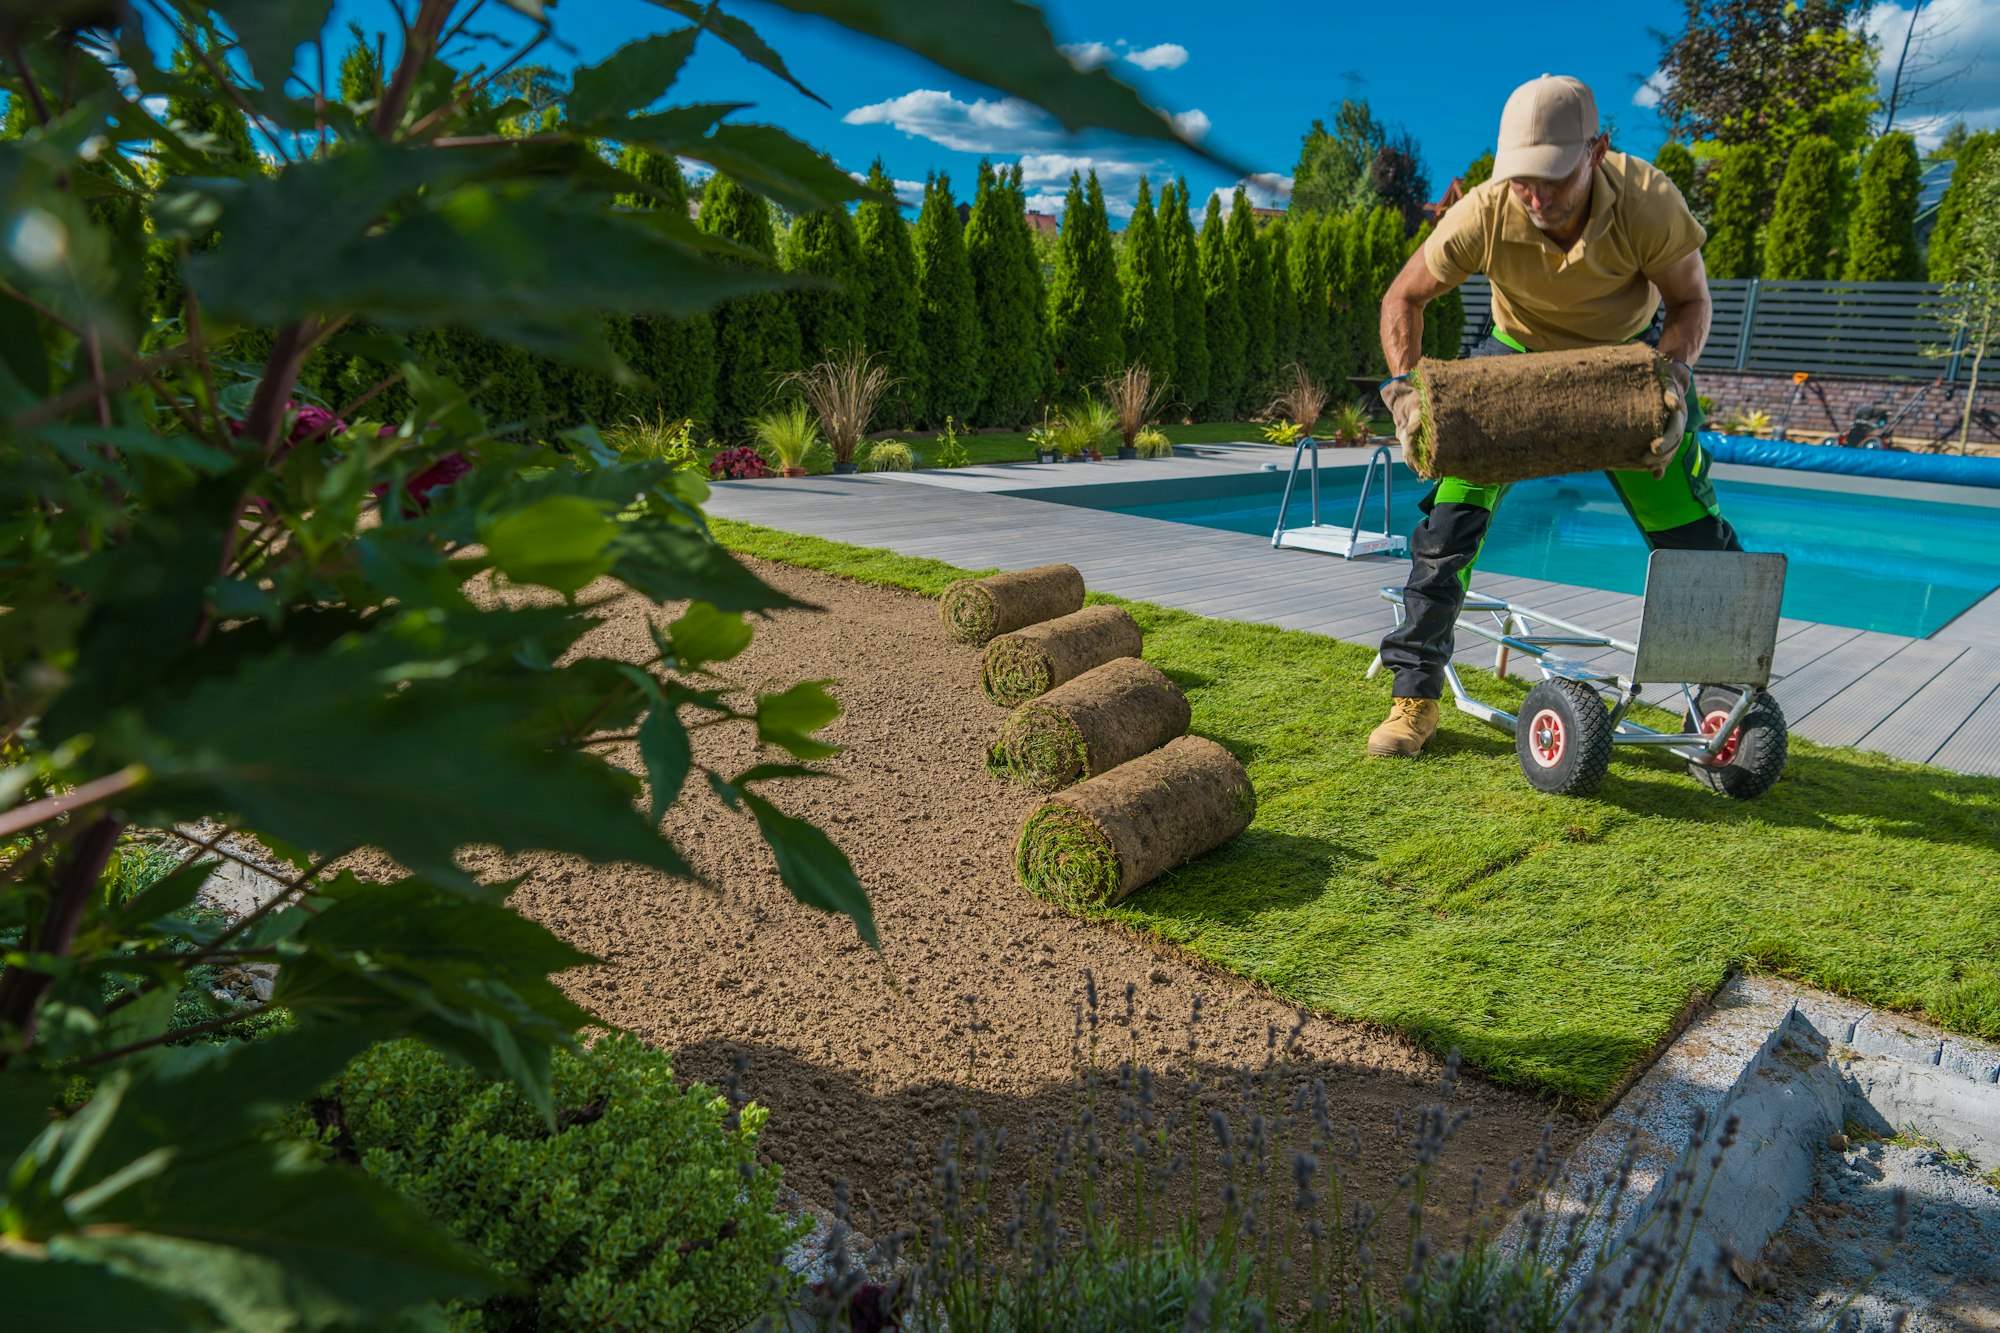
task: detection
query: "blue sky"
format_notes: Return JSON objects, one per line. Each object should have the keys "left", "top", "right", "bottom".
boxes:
{"left": 320, "top": 0, "right": 2000, "bottom": 222}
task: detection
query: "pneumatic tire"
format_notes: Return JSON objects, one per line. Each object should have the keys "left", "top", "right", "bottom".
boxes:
{"left": 1516, "top": 679, "right": 1615, "bottom": 797}
{"left": 1683, "top": 687, "right": 1788, "bottom": 800}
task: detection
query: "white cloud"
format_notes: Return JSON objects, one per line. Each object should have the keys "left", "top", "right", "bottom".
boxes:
{"left": 1125, "top": 43, "right": 1190, "bottom": 71}
{"left": 1208, "top": 173, "right": 1293, "bottom": 211}
{"left": 842, "top": 88, "right": 1069, "bottom": 154}
{"left": 1022, "top": 191, "right": 1071, "bottom": 216}
{"left": 1632, "top": 71, "right": 1668, "bottom": 110}
{"left": 1170, "top": 108, "right": 1211, "bottom": 141}
{"left": 844, "top": 169, "right": 926, "bottom": 207}
{"left": 1016, "top": 152, "right": 1162, "bottom": 219}
{"left": 1057, "top": 41, "right": 1117, "bottom": 71}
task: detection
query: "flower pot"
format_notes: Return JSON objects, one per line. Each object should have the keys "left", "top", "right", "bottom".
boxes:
{"left": 1035, "top": 450, "right": 1058, "bottom": 464}
{"left": 833, "top": 461, "right": 858, "bottom": 474}
{"left": 1117, "top": 445, "right": 1137, "bottom": 460}
{"left": 781, "top": 466, "right": 807, "bottom": 478}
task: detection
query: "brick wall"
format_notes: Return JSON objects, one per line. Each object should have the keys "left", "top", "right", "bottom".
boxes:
{"left": 1697, "top": 369, "right": 2000, "bottom": 453}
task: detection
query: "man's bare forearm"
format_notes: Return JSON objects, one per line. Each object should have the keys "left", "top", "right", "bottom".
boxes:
{"left": 1655, "top": 293, "right": 1711, "bottom": 368}
{"left": 1381, "top": 295, "right": 1426, "bottom": 378}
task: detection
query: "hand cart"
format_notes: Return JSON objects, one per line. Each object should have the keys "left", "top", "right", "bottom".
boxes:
{"left": 1367, "top": 550, "right": 1791, "bottom": 798}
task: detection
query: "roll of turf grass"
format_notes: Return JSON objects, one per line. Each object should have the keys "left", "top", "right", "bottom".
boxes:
{"left": 941, "top": 563, "right": 1086, "bottom": 646}
{"left": 1408, "top": 343, "right": 1678, "bottom": 484}
{"left": 996, "top": 658, "right": 1192, "bottom": 791}
{"left": 981, "top": 605, "right": 1144, "bottom": 707}
{"left": 1015, "top": 735, "right": 1255, "bottom": 912}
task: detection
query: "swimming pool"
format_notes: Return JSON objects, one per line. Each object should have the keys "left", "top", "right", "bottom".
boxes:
{"left": 1021, "top": 463, "right": 2000, "bottom": 638}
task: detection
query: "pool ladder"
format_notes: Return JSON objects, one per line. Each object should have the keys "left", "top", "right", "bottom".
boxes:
{"left": 1270, "top": 437, "right": 1407, "bottom": 560}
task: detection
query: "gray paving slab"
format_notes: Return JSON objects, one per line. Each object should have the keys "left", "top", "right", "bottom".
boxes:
{"left": 1797, "top": 641, "right": 1968, "bottom": 749}
{"left": 1856, "top": 654, "right": 2000, "bottom": 763}
{"left": 1770, "top": 633, "right": 1918, "bottom": 724}
{"left": 1928, "top": 685, "right": 2000, "bottom": 776}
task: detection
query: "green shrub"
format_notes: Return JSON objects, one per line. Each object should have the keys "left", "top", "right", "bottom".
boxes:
{"left": 1055, "top": 397, "right": 1118, "bottom": 456}
{"left": 1702, "top": 143, "right": 1767, "bottom": 279}
{"left": 932, "top": 415, "right": 970, "bottom": 468}
{"left": 1845, "top": 132, "right": 1924, "bottom": 281}
{"left": 863, "top": 440, "right": 915, "bottom": 472}
{"left": 1132, "top": 427, "right": 1173, "bottom": 458}
{"left": 310, "top": 1037, "right": 799, "bottom": 1332}
{"left": 749, "top": 401, "right": 823, "bottom": 472}
{"left": 1654, "top": 141, "right": 1697, "bottom": 204}
{"left": 602, "top": 412, "right": 707, "bottom": 471}
{"left": 1763, "top": 134, "right": 1845, "bottom": 280}
{"left": 1047, "top": 170, "right": 1125, "bottom": 400}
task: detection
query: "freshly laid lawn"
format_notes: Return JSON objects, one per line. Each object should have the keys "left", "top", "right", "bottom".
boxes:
{"left": 714, "top": 520, "right": 2000, "bottom": 1106}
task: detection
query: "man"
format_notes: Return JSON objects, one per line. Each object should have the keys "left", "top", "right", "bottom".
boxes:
{"left": 1367, "top": 74, "right": 1736, "bottom": 759}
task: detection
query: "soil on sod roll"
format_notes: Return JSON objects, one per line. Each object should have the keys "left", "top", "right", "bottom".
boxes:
{"left": 1017, "top": 735, "right": 1256, "bottom": 912}
{"left": 981, "top": 605, "right": 1144, "bottom": 706}
{"left": 940, "top": 562, "right": 1085, "bottom": 645}
{"left": 480, "top": 561, "right": 1563, "bottom": 1227}
{"left": 996, "top": 657, "right": 1191, "bottom": 791}
{"left": 1410, "top": 343, "right": 1677, "bottom": 483}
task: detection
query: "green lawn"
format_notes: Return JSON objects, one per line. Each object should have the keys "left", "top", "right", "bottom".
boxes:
{"left": 714, "top": 519, "right": 2000, "bottom": 1106}
{"left": 868, "top": 418, "right": 1381, "bottom": 468}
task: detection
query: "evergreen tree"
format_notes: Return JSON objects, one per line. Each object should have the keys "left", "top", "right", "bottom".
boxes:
{"left": 1228, "top": 190, "right": 1274, "bottom": 401}
{"left": 336, "top": 23, "right": 380, "bottom": 106}
{"left": 167, "top": 43, "right": 257, "bottom": 167}
{"left": 784, "top": 202, "right": 865, "bottom": 361}
{"left": 1929, "top": 132, "right": 1997, "bottom": 281}
{"left": 699, "top": 173, "right": 802, "bottom": 439}
{"left": 1120, "top": 176, "right": 1176, "bottom": 386}
{"left": 1844, "top": 132, "right": 1923, "bottom": 281}
{"left": 1460, "top": 150, "right": 1495, "bottom": 191}
{"left": 1046, "top": 171, "right": 1124, "bottom": 400}
{"left": 1161, "top": 177, "right": 1210, "bottom": 414}
{"left": 1364, "top": 206, "right": 1405, "bottom": 377}
{"left": 1703, "top": 144, "right": 1767, "bottom": 280}
{"left": 1320, "top": 210, "right": 1357, "bottom": 380}
{"left": 1290, "top": 214, "right": 1332, "bottom": 383}
{"left": 1197, "top": 194, "right": 1245, "bottom": 419}
{"left": 1290, "top": 100, "right": 1387, "bottom": 217}
{"left": 1267, "top": 220, "right": 1301, "bottom": 377}
{"left": 1654, "top": 141, "right": 1697, "bottom": 203}
{"left": 967, "top": 161, "right": 1046, "bottom": 428}
{"left": 1411, "top": 222, "right": 1465, "bottom": 360}
{"left": 1762, "top": 134, "right": 1844, "bottom": 281}
{"left": 912, "top": 172, "right": 982, "bottom": 426}
{"left": 614, "top": 147, "right": 717, "bottom": 425}
{"left": 856, "top": 159, "right": 925, "bottom": 427}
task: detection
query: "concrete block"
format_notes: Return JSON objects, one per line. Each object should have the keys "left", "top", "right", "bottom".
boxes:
{"left": 1940, "top": 1037, "right": 2000, "bottom": 1085}
{"left": 1787, "top": 993, "right": 1868, "bottom": 1045}
{"left": 1846, "top": 1013, "right": 1943, "bottom": 1066}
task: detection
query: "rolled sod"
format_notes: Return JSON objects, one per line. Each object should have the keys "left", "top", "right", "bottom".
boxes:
{"left": 996, "top": 658, "right": 1192, "bottom": 791}
{"left": 940, "top": 563, "right": 1085, "bottom": 645}
{"left": 1015, "top": 735, "right": 1256, "bottom": 912}
{"left": 980, "top": 605, "right": 1144, "bottom": 706}
{"left": 1408, "top": 343, "right": 1679, "bottom": 484}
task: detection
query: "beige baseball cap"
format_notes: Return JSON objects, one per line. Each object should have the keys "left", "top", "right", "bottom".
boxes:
{"left": 1491, "top": 75, "right": 1599, "bottom": 183}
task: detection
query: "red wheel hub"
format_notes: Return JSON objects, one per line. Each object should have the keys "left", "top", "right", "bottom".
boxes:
{"left": 1700, "top": 709, "right": 1742, "bottom": 765}
{"left": 1527, "top": 708, "right": 1565, "bottom": 768}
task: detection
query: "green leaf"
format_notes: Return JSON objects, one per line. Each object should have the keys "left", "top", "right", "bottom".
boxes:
{"left": 743, "top": 793, "right": 874, "bottom": 946}
{"left": 641, "top": 0, "right": 826, "bottom": 105}
{"left": 760, "top": 0, "right": 1237, "bottom": 163}
{"left": 637, "top": 701, "right": 691, "bottom": 826}
{"left": 566, "top": 29, "right": 699, "bottom": 125}
{"left": 608, "top": 521, "right": 802, "bottom": 612}
{"left": 667, "top": 600, "right": 753, "bottom": 669}
{"left": 0, "top": 1252, "right": 209, "bottom": 1332}
{"left": 132, "top": 645, "right": 692, "bottom": 889}
{"left": 673, "top": 123, "right": 870, "bottom": 215}
{"left": 208, "top": 0, "right": 335, "bottom": 99}
{"left": 755, "top": 680, "right": 841, "bottom": 760}
{"left": 479, "top": 496, "right": 619, "bottom": 594}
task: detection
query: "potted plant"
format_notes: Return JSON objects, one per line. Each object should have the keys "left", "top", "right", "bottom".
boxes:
{"left": 1266, "top": 363, "right": 1332, "bottom": 445}
{"left": 747, "top": 402, "right": 822, "bottom": 477}
{"left": 1133, "top": 427, "right": 1173, "bottom": 458}
{"left": 1103, "top": 362, "right": 1171, "bottom": 459}
{"left": 1030, "top": 424, "right": 1059, "bottom": 464}
{"left": 781, "top": 347, "right": 899, "bottom": 475}
{"left": 1073, "top": 396, "right": 1118, "bottom": 461}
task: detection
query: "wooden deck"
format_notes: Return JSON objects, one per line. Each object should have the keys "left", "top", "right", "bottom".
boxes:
{"left": 705, "top": 454, "right": 2000, "bottom": 778}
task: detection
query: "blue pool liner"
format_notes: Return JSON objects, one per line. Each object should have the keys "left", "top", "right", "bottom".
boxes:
{"left": 1701, "top": 432, "right": 2000, "bottom": 489}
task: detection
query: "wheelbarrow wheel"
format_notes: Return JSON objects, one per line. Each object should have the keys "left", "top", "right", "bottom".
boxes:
{"left": 1516, "top": 679, "right": 1614, "bottom": 796}
{"left": 1683, "top": 686, "right": 1788, "bottom": 799}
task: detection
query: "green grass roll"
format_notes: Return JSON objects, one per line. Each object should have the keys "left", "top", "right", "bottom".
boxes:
{"left": 1408, "top": 343, "right": 1678, "bottom": 484}
{"left": 940, "top": 563, "right": 1085, "bottom": 645}
{"left": 981, "top": 605, "right": 1144, "bottom": 706}
{"left": 996, "top": 658, "right": 1192, "bottom": 791}
{"left": 1015, "top": 736, "right": 1255, "bottom": 912}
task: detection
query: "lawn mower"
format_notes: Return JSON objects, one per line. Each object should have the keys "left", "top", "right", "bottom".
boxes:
{"left": 1367, "top": 550, "right": 1791, "bottom": 798}
{"left": 1824, "top": 374, "right": 1946, "bottom": 450}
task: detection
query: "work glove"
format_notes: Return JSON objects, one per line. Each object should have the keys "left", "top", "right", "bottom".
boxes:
{"left": 1380, "top": 378, "right": 1422, "bottom": 451}
{"left": 1650, "top": 360, "right": 1693, "bottom": 478}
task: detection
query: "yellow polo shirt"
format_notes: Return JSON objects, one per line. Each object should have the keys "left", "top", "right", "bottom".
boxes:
{"left": 1422, "top": 151, "right": 1706, "bottom": 351}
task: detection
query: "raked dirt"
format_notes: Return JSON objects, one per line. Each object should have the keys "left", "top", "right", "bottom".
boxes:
{"left": 484, "top": 560, "right": 1573, "bottom": 1226}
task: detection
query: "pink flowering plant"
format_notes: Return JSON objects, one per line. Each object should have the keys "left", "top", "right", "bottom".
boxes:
{"left": 0, "top": 2, "right": 1217, "bottom": 1327}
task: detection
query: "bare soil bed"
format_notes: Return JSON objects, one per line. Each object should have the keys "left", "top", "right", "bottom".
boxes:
{"left": 495, "top": 560, "right": 1575, "bottom": 1226}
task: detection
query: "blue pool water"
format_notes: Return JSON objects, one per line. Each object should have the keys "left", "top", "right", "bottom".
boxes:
{"left": 1034, "top": 465, "right": 2000, "bottom": 638}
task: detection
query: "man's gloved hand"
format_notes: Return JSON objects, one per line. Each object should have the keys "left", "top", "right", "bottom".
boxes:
{"left": 1649, "top": 359, "right": 1693, "bottom": 478}
{"left": 1381, "top": 377, "right": 1422, "bottom": 450}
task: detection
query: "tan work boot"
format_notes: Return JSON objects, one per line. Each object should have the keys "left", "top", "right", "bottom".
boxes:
{"left": 1367, "top": 698, "right": 1440, "bottom": 758}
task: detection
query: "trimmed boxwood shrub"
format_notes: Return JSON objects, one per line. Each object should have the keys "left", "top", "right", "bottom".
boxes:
{"left": 306, "top": 1036, "right": 800, "bottom": 1332}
